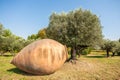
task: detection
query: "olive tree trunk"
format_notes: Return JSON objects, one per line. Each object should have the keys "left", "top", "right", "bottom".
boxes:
{"left": 70, "top": 46, "right": 77, "bottom": 60}
{"left": 106, "top": 50, "right": 110, "bottom": 57}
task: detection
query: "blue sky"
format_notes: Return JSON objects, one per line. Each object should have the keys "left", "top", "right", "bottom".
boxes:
{"left": 0, "top": 0, "right": 120, "bottom": 40}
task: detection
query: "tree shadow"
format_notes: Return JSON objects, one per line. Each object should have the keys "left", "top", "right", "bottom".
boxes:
{"left": 85, "top": 55, "right": 105, "bottom": 58}
{"left": 2, "top": 55, "right": 13, "bottom": 57}
{"left": 0, "top": 54, "right": 13, "bottom": 57}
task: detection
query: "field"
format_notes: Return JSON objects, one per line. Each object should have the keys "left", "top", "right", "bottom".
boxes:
{"left": 0, "top": 51, "right": 120, "bottom": 80}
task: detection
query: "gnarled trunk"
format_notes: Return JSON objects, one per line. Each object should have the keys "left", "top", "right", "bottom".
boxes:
{"left": 70, "top": 46, "right": 77, "bottom": 60}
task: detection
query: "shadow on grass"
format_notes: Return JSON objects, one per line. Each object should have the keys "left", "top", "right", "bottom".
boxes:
{"left": 7, "top": 67, "right": 52, "bottom": 76}
{"left": 2, "top": 55, "right": 13, "bottom": 57}
{"left": 7, "top": 68, "right": 34, "bottom": 76}
{"left": 85, "top": 55, "right": 106, "bottom": 58}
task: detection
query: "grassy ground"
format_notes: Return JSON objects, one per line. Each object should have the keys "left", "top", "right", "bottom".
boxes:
{"left": 0, "top": 51, "right": 120, "bottom": 80}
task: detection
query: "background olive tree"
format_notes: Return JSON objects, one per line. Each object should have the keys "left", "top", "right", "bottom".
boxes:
{"left": 0, "top": 23, "right": 29, "bottom": 55}
{"left": 101, "top": 39, "right": 120, "bottom": 57}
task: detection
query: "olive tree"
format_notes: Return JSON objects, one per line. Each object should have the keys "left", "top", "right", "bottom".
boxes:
{"left": 46, "top": 9, "right": 103, "bottom": 60}
{"left": 0, "top": 23, "right": 26, "bottom": 55}
{"left": 101, "top": 40, "right": 116, "bottom": 57}
{"left": 112, "top": 41, "right": 120, "bottom": 56}
{"left": 37, "top": 28, "right": 47, "bottom": 39}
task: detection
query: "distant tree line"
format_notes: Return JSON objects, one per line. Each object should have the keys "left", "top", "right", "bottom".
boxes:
{"left": 101, "top": 39, "right": 120, "bottom": 57}
{"left": 0, "top": 24, "right": 32, "bottom": 55}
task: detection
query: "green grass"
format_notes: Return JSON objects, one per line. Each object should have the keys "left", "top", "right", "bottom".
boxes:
{"left": 0, "top": 51, "right": 120, "bottom": 80}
